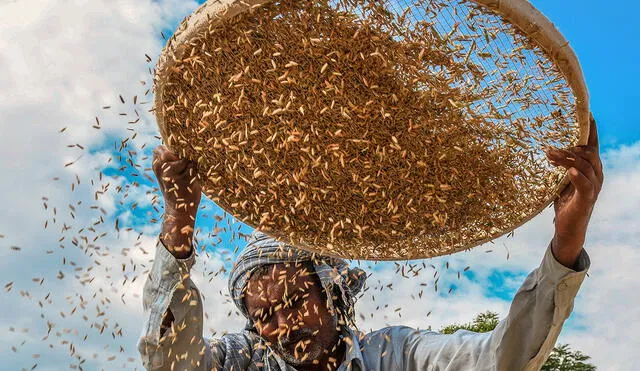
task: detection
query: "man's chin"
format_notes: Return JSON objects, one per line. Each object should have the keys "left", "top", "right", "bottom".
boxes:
{"left": 277, "top": 343, "right": 323, "bottom": 366}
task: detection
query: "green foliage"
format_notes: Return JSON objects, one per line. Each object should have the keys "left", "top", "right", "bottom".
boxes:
{"left": 541, "top": 344, "right": 596, "bottom": 371}
{"left": 440, "top": 311, "right": 596, "bottom": 370}
{"left": 440, "top": 311, "right": 499, "bottom": 334}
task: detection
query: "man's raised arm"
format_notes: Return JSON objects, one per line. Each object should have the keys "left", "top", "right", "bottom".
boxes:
{"left": 391, "top": 239, "right": 590, "bottom": 370}
{"left": 396, "top": 116, "right": 603, "bottom": 370}
{"left": 137, "top": 145, "right": 209, "bottom": 370}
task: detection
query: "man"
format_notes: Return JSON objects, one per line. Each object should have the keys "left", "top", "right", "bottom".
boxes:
{"left": 138, "top": 116, "right": 603, "bottom": 370}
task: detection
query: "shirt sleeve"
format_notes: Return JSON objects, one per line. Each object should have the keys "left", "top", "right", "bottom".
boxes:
{"left": 137, "top": 237, "right": 211, "bottom": 370}
{"left": 401, "top": 241, "right": 591, "bottom": 371}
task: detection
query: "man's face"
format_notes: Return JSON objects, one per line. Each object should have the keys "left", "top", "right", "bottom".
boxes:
{"left": 244, "top": 262, "right": 341, "bottom": 366}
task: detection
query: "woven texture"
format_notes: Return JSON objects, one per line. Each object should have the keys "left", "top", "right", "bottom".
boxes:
{"left": 153, "top": 0, "right": 589, "bottom": 260}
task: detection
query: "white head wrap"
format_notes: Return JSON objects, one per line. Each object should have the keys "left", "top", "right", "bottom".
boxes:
{"left": 229, "top": 231, "right": 367, "bottom": 330}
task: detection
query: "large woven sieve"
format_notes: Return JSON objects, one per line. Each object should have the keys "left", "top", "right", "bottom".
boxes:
{"left": 153, "top": 0, "right": 589, "bottom": 260}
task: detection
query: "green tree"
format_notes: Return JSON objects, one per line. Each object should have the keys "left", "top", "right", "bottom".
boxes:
{"left": 440, "top": 311, "right": 596, "bottom": 371}
{"left": 440, "top": 311, "right": 500, "bottom": 335}
{"left": 541, "top": 344, "right": 596, "bottom": 371}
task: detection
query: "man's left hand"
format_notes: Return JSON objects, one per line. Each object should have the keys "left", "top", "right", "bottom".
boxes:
{"left": 545, "top": 114, "right": 604, "bottom": 268}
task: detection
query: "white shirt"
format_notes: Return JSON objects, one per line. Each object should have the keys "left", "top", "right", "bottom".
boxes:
{"left": 138, "top": 238, "right": 590, "bottom": 370}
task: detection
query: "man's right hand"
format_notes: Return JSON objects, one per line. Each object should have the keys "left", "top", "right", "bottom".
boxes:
{"left": 152, "top": 145, "right": 202, "bottom": 258}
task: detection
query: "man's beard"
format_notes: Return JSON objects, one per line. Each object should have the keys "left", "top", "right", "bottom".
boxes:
{"left": 274, "top": 328, "right": 324, "bottom": 366}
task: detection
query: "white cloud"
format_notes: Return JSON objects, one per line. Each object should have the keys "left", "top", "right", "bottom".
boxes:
{"left": 0, "top": 0, "right": 201, "bottom": 368}
{"left": 0, "top": 0, "right": 638, "bottom": 369}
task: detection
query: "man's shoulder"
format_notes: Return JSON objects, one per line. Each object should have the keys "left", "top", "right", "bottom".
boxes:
{"left": 350, "top": 326, "right": 442, "bottom": 367}
{"left": 207, "top": 330, "right": 272, "bottom": 368}
{"left": 208, "top": 330, "right": 263, "bottom": 350}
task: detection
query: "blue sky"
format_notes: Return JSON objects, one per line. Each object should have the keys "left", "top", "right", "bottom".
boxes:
{"left": 533, "top": 0, "right": 640, "bottom": 147}
{"left": 0, "top": 0, "right": 638, "bottom": 369}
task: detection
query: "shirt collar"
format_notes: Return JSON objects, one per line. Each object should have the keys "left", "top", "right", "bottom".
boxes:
{"left": 340, "top": 327, "right": 365, "bottom": 369}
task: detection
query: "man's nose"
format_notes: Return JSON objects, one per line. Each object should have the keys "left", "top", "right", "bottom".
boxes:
{"left": 274, "top": 308, "right": 301, "bottom": 338}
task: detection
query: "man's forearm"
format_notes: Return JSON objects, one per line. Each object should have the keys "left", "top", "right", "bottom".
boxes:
{"left": 160, "top": 213, "right": 195, "bottom": 259}
{"left": 139, "top": 230, "right": 206, "bottom": 370}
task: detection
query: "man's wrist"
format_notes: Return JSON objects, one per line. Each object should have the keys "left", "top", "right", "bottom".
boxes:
{"left": 164, "top": 205, "right": 197, "bottom": 222}
{"left": 161, "top": 213, "right": 196, "bottom": 259}
{"left": 551, "top": 234, "right": 584, "bottom": 270}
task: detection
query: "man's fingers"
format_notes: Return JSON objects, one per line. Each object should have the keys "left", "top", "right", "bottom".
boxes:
{"left": 184, "top": 162, "right": 199, "bottom": 181}
{"left": 152, "top": 146, "right": 163, "bottom": 169}
{"left": 153, "top": 145, "right": 191, "bottom": 177}
{"left": 162, "top": 159, "right": 190, "bottom": 177}
{"left": 587, "top": 113, "right": 599, "bottom": 150}
{"left": 546, "top": 148, "right": 600, "bottom": 193}
{"left": 567, "top": 167, "right": 596, "bottom": 203}
{"left": 153, "top": 146, "right": 173, "bottom": 172}
{"left": 153, "top": 145, "right": 180, "bottom": 166}
{"left": 570, "top": 146, "right": 603, "bottom": 181}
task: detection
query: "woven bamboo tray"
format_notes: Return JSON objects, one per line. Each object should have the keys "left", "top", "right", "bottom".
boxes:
{"left": 153, "top": 0, "right": 589, "bottom": 260}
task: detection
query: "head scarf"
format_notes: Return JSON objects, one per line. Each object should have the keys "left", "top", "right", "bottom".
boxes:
{"left": 229, "top": 230, "right": 367, "bottom": 330}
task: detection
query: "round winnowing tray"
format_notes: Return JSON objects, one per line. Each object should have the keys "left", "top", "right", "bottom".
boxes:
{"left": 153, "top": 0, "right": 589, "bottom": 260}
